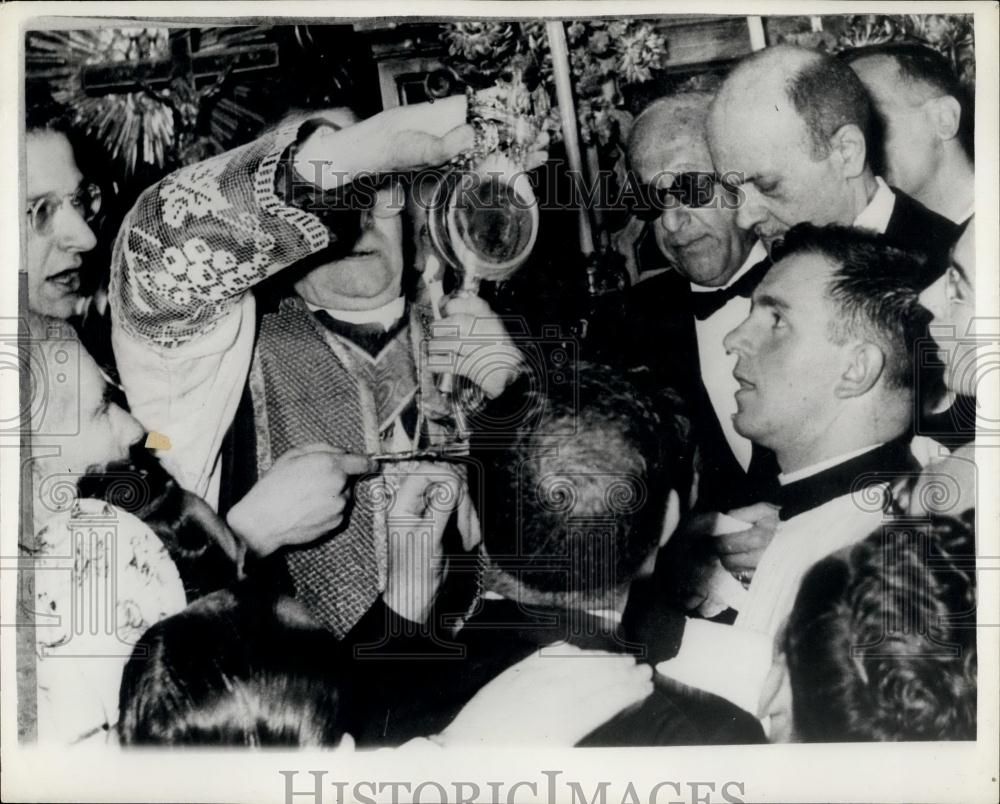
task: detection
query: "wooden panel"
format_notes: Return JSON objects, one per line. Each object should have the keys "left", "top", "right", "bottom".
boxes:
{"left": 659, "top": 16, "right": 753, "bottom": 67}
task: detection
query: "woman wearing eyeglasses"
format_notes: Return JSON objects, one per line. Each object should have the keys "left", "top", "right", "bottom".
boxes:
{"left": 25, "top": 113, "right": 103, "bottom": 321}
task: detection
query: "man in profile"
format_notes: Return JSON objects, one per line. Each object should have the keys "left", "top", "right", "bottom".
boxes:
{"left": 657, "top": 225, "right": 933, "bottom": 715}
{"left": 907, "top": 218, "right": 979, "bottom": 516}
{"left": 708, "top": 44, "right": 959, "bottom": 282}
{"left": 843, "top": 42, "right": 974, "bottom": 225}
{"left": 20, "top": 314, "right": 234, "bottom": 743}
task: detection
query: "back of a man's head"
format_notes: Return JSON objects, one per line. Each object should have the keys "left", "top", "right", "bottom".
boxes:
{"left": 785, "top": 512, "right": 976, "bottom": 741}
{"left": 841, "top": 42, "right": 973, "bottom": 160}
{"left": 470, "top": 364, "right": 686, "bottom": 609}
{"left": 772, "top": 223, "right": 927, "bottom": 393}
{"left": 720, "top": 44, "right": 876, "bottom": 162}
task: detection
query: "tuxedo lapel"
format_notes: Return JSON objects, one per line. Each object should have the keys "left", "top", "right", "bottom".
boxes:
{"left": 883, "top": 188, "right": 961, "bottom": 287}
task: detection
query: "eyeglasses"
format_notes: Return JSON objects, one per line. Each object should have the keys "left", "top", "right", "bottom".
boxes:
{"left": 630, "top": 172, "right": 733, "bottom": 221}
{"left": 26, "top": 181, "right": 102, "bottom": 236}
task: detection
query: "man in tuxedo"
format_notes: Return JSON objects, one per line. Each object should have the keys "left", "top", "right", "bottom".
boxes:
{"left": 349, "top": 364, "right": 765, "bottom": 747}
{"left": 598, "top": 91, "right": 772, "bottom": 513}
{"left": 843, "top": 42, "right": 974, "bottom": 226}
{"left": 708, "top": 44, "right": 960, "bottom": 284}
{"left": 688, "top": 44, "right": 963, "bottom": 583}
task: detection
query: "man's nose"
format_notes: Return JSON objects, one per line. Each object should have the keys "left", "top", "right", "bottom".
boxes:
{"left": 659, "top": 204, "right": 690, "bottom": 235}
{"left": 735, "top": 186, "right": 766, "bottom": 233}
{"left": 723, "top": 317, "right": 753, "bottom": 356}
{"left": 53, "top": 204, "right": 98, "bottom": 253}
{"left": 371, "top": 183, "right": 405, "bottom": 220}
{"left": 918, "top": 275, "right": 947, "bottom": 322}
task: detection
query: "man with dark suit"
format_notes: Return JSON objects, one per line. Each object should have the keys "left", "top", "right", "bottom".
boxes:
{"left": 347, "top": 364, "right": 765, "bottom": 747}
{"left": 708, "top": 44, "right": 960, "bottom": 283}
{"left": 594, "top": 92, "right": 773, "bottom": 514}
{"left": 690, "top": 44, "right": 963, "bottom": 583}
{"left": 843, "top": 42, "right": 975, "bottom": 227}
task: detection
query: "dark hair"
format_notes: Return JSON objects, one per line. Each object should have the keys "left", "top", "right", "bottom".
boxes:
{"left": 785, "top": 512, "right": 976, "bottom": 742}
{"left": 77, "top": 441, "right": 236, "bottom": 599}
{"left": 772, "top": 223, "right": 928, "bottom": 389}
{"left": 26, "top": 85, "right": 73, "bottom": 137}
{"left": 118, "top": 588, "right": 348, "bottom": 747}
{"left": 469, "top": 363, "right": 686, "bottom": 601}
{"left": 786, "top": 49, "right": 877, "bottom": 161}
{"left": 841, "top": 42, "right": 974, "bottom": 159}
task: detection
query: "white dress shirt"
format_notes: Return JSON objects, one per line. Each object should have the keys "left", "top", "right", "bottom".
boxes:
{"left": 305, "top": 296, "right": 406, "bottom": 332}
{"left": 853, "top": 176, "right": 896, "bottom": 234}
{"left": 691, "top": 239, "right": 768, "bottom": 472}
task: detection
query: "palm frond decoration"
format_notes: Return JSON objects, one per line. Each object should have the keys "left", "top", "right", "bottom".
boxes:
{"left": 26, "top": 27, "right": 278, "bottom": 177}
{"left": 831, "top": 14, "right": 976, "bottom": 88}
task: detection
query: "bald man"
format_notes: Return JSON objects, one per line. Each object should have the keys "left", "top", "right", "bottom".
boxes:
{"left": 708, "top": 44, "right": 959, "bottom": 286}
{"left": 843, "top": 43, "right": 974, "bottom": 225}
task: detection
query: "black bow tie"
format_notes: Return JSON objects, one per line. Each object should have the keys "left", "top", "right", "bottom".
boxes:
{"left": 690, "top": 257, "right": 772, "bottom": 321}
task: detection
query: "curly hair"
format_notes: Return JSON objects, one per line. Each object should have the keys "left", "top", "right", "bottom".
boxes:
{"left": 785, "top": 511, "right": 976, "bottom": 742}
{"left": 469, "top": 363, "right": 689, "bottom": 602}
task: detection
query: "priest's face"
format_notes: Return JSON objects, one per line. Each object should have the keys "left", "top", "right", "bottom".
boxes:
{"left": 632, "top": 132, "right": 752, "bottom": 288}
{"left": 919, "top": 219, "right": 977, "bottom": 396}
{"left": 723, "top": 253, "right": 855, "bottom": 462}
{"left": 294, "top": 182, "right": 406, "bottom": 312}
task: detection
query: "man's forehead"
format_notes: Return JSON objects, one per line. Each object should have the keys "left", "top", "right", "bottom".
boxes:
{"left": 634, "top": 133, "right": 713, "bottom": 178}
{"left": 26, "top": 131, "right": 83, "bottom": 197}
{"left": 756, "top": 252, "right": 835, "bottom": 303}
{"left": 710, "top": 92, "right": 807, "bottom": 168}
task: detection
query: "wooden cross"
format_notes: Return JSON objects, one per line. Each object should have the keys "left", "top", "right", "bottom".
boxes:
{"left": 79, "top": 30, "right": 278, "bottom": 95}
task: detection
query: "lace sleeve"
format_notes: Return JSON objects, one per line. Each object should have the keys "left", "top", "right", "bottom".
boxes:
{"left": 110, "top": 121, "right": 332, "bottom": 349}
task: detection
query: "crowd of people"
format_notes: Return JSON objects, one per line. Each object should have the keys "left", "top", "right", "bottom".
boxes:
{"left": 21, "top": 38, "right": 978, "bottom": 749}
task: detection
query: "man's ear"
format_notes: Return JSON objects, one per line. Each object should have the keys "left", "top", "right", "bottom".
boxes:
{"left": 927, "top": 95, "right": 962, "bottom": 143}
{"left": 659, "top": 488, "right": 681, "bottom": 547}
{"left": 829, "top": 124, "right": 868, "bottom": 179}
{"left": 834, "top": 342, "right": 885, "bottom": 399}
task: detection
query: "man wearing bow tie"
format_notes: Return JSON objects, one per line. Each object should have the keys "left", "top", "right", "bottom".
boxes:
{"left": 612, "top": 91, "right": 773, "bottom": 513}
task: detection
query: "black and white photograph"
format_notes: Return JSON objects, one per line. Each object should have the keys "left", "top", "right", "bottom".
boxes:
{"left": 1, "top": 2, "right": 997, "bottom": 802}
